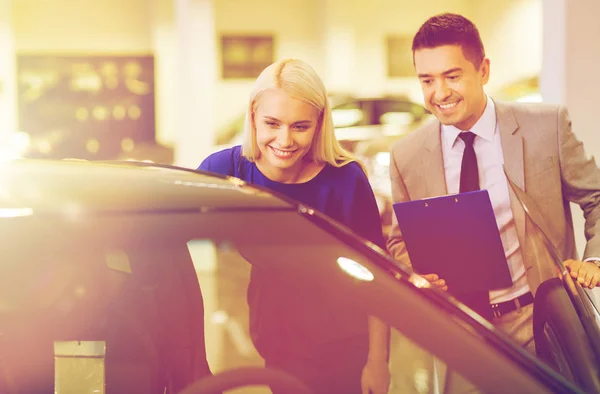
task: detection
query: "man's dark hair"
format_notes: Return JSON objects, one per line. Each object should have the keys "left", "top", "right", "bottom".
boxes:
{"left": 412, "top": 13, "right": 485, "bottom": 67}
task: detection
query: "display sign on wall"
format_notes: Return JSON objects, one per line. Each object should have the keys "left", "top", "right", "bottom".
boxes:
{"left": 220, "top": 35, "right": 274, "bottom": 79}
{"left": 17, "top": 55, "right": 155, "bottom": 160}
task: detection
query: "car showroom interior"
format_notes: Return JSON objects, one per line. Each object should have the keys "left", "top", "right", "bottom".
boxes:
{"left": 1, "top": 0, "right": 599, "bottom": 393}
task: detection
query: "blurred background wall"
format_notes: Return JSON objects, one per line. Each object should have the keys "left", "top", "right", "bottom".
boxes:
{"left": 2, "top": 0, "right": 542, "bottom": 149}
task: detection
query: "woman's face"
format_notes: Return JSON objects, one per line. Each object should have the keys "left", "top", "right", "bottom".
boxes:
{"left": 253, "top": 88, "right": 320, "bottom": 177}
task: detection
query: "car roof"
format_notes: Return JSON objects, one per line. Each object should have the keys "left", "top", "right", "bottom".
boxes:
{"left": 0, "top": 159, "right": 293, "bottom": 215}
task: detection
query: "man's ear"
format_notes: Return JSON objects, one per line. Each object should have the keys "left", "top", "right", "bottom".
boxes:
{"left": 480, "top": 58, "right": 491, "bottom": 85}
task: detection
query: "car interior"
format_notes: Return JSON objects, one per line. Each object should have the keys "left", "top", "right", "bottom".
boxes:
{"left": 0, "top": 223, "right": 213, "bottom": 393}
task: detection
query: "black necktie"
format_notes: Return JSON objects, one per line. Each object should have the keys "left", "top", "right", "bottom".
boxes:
{"left": 459, "top": 132, "right": 479, "bottom": 192}
{"left": 456, "top": 132, "right": 493, "bottom": 319}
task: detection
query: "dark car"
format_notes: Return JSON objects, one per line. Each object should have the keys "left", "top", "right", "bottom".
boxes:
{"left": 0, "top": 159, "right": 598, "bottom": 394}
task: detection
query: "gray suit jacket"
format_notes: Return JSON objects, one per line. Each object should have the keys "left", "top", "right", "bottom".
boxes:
{"left": 387, "top": 100, "right": 600, "bottom": 295}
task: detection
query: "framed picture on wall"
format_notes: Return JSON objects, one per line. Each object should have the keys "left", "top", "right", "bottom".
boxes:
{"left": 386, "top": 35, "right": 414, "bottom": 78}
{"left": 221, "top": 35, "right": 274, "bottom": 79}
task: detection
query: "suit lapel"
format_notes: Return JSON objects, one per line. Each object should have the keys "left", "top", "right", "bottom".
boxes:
{"left": 420, "top": 121, "right": 447, "bottom": 197}
{"left": 497, "top": 102, "right": 524, "bottom": 191}
{"left": 496, "top": 101, "right": 527, "bottom": 257}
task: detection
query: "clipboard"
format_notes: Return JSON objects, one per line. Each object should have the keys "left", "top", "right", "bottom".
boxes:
{"left": 393, "top": 190, "right": 512, "bottom": 292}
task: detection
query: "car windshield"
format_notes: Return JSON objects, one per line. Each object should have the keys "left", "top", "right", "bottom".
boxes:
{"left": 0, "top": 160, "right": 591, "bottom": 394}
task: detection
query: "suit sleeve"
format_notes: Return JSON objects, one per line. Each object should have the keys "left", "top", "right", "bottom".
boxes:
{"left": 558, "top": 106, "right": 600, "bottom": 260}
{"left": 386, "top": 147, "right": 413, "bottom": 268}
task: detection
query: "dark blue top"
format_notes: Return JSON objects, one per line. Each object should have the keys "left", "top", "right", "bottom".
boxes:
{"left": 198, "top": 145, "right": 385, "bottom": 360}
{"left": 198, "top": 145, "right": 385, "bottom": 249}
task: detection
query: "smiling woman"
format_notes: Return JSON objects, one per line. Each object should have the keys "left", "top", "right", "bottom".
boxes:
{"left": 197, "top": 58, "right": 390, "bottom": 394}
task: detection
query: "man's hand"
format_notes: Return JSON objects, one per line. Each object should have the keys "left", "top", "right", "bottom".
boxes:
{"left": 564, "top": 259, "right": 600, "bottom": 289}
{"left": 422, "top": 273, "right": 448, "bottom": 291}
{"left": 361, "top": 359, "right": 390, "bottom": 394}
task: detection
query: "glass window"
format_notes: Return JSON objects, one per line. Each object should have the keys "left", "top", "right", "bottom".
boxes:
{"left": 1, "top": 195, "right": 585, "bottom": 394}
{"left": 188, "top": 239, "right": 482, "bottom": 394}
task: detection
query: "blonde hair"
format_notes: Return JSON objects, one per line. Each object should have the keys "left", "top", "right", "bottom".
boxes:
{"left": 241, "top": 58, "right": 366, "bottom": 173}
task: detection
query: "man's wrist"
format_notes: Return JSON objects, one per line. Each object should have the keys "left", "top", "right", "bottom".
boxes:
{"left": 584, "top": 257, "right": 600, "bottom": 268}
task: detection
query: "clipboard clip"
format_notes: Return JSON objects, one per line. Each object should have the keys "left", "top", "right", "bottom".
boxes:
{"left": 425, "top": 197, "right": 460, "bottom": 207}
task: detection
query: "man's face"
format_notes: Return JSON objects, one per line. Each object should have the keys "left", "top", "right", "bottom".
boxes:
{"left": 414, "top": 45, "right": 489, "bottom": 131}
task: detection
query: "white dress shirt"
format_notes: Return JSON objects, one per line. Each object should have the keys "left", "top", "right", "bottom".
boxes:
{"left": 441, "top": 97, "right": 530, "bottom": 304}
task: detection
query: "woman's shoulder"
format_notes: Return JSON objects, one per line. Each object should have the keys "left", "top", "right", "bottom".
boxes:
{"left": 318, "top": 160, "right": 369, "bottom": 191}
{"left": 325, "top": 160, "right": 367, "bottom": 180}
{"left": 197, "top": 145, "right": 243, "bottom": 175}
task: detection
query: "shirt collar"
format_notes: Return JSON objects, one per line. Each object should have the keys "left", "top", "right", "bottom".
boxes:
{"left": 442, "top": 96, "right": 497, "bottom": 150}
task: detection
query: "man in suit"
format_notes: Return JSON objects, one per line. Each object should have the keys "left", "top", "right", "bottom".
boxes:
{"left": 387, "top": 12, "right": 600, "bottom": 391}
